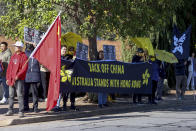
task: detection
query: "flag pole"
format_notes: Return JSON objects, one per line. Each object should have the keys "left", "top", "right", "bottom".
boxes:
{"left": 29, "top": 11, "right": 61, "bottom": 58}
{"left": 22, "top": 11, "right": 61, "bottom": 68}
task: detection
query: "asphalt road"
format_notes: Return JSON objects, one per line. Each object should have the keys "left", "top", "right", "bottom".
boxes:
{"left": 1, "top": 106, "right": 196, "bottom": 131}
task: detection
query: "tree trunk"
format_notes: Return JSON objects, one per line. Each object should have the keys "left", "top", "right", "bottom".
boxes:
{"left": 88, "top": 34, "right": 98, "bottom": 60}
{"left": 87, "top": 34, "right": 98, "bottom": 102}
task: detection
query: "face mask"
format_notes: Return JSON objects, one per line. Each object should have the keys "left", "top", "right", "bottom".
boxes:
{"left": 26, "top": 44, "right": 35, "bottom": 51}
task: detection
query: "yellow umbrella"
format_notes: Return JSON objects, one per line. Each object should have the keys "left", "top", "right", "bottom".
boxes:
{"left": 131, "top": 37, "right": 154, "bottom": 56}
{"left": 61, "top": 32, "right": 82, "bottom": 50}
{"left": 154, "top": 49, "right": 178, "bottom": 63}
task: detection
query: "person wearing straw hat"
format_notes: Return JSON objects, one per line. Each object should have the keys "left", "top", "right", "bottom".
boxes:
{"left": 5, "top": 41, "right": 28, "bottom": 118}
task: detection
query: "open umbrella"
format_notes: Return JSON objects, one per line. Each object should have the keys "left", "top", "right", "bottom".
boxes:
{"left": 131, "top": 37, "right": 154, "bottom": 56}
{"left": 61, "top": 32, "right": 82, "bottom": 50}
{"left": 154, "top": 49, "right": 178, "bottom": 63}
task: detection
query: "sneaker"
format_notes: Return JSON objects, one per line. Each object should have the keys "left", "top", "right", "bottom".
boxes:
{"left": 34, "top": 108, "right": 39, "bottom": 113}
{"left": 70, "top": 105, "right": 79, "bottom": 111}
{"left": 70, "top": 105, "right": 76, "bottom": 110}
{"left": 159, "top": 98, "right": 163, "bottom": 101}
{"left": 24, "top": 107, "right": 30, "bottom": 112}
{"left": 151, "top": 101, "right": 157, "bottom": 105}
{"left": 52, "top": 106, "right": 62, "bottom": 112}
{"left": 5, "top": 110, "right": 14, "bottom": 116}
{"left": 177, "top": 97, "right": 182, "bottom": 100}
{"left": 103, "top": 104, "right": 109, "bottom": 107}
{"left": 18, "top": 112, "right": 24, "bottom": 118}
{"left": 191, "top": 88, "right": 195, "bottom": 90}
{"left": 0, "top": 97, "right": 8, "bottom": 104}
{"left": 98, "top": 104, "right": 103, "bottom": 108}
{"left": 156, "top": 98, "right": 163, "bottom": 101}
{"left": 39, "top": 98, "right": 44, "bottom": 102}
{"left": 186, "top": 88, "right": 189, "bottom": 91}
{"left": 133, "top": 101, "right": 137, "bottom": 104}
{"left": 45, "top": 98, "right": 47, "bottom": 102}
{"left": 137, "top": 102, "right": 144, "bottom": 105}
{"left": 70, "top": 102, "right": 76, "bottom": 110}
{"left": 181, "top": 96, "right": 185, "bottom": 100}
{"left": 62, "top": 106, "right": 67, "bottom": 111}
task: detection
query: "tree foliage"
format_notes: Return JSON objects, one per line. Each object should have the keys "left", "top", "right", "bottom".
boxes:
{"left": 0, "top": 0, "right": 57, "bottom": 39}
{"left": 0, "top": 0, "right": 184, "bottom": 60}
{"left": 2, "top": 0, "right": 195, "bottom": 95}
{"left": 175, "top": 0, "right": 196, "bottom": 52}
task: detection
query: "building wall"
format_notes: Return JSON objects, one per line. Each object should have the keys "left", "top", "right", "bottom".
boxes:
{"left": 0, "top": 35, "right": 16, "bottom": 52}
{"left": 0, "top": 36, "right": 122, "bottom": 60}
{"left": 82, "top": 40, "right": 122, "bottom": 60}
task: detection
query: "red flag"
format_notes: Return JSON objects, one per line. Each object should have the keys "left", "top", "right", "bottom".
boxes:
{"left": 30, "top": 14, "right": 61, "bottom": 111}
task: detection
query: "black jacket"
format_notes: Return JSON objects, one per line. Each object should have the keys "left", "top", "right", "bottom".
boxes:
{"left": 175, "top": 59, "right": 186, "bottom": 76}
{"left": 132, "top": 55, "right": 143, "bottom": 63}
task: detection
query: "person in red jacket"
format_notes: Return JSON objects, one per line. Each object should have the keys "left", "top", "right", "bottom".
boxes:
{"left": 5, "top": 41, "right": 28, "bottom": 118}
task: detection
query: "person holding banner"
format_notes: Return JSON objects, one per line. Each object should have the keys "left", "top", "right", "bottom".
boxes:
{"left": 132, "top": 48, "right": 145, "bottom": 104}
{"left": 186, "top": 52, "right": 195, "bottom": 90}
{"left": 98, "top": 50, "right": 108, "bottom": 108}
{"left": 148, "top": 57, "right": 160, "bottom": 104}
{"left": 5, "top": 41, "right": 28, "bottom": 118}
{"left": 53, "top": 45, "right": 77, "bottom": 111}
{"left": 63, "top": 46, "right": 77, "bottom": 110}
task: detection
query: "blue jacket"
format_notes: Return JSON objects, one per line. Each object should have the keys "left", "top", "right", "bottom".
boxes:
{"left": 151, "top": 60, "right": 160, "bottom": 81}
{"left": 25, "top": 50, "right": 41, "bottom": 83}
{"left": 159, "top": 62, "right": 166, "bottom": 79}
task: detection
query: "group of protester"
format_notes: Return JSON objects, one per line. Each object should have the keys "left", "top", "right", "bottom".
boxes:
{"left": 0, "top": 41, "right": 79, "bottom": 117}
{"left": 0, "top": 40, "right": 195, "bottom": 118}
{"left": 132, "top": 47, "right": 196, "bottom": 104}
{"left": 0, "top": 41, "right": 51, "bottom": 117}
{"left": 131, "top": 48, "right": 166, "bottom": 105}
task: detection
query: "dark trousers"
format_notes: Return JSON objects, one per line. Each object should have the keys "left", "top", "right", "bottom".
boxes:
{"left": 24, "top": 83, "right": 39, "bottom": 110}
{"left": 110, "top": 94, "right": 116, "bottom": 100}
{"left": 9, "top": 80, "right": 24, "bottom": 112}
{"left": 40, "top": 72, "right": 50, "bottom": 99}
{"left": 176, "top": 75, "right": 187, "bottom": 98}
{"left": 148, "top": 80, "right": 158, "bottom": 102}
{"left": 62, "top": 92, "right": 75, "bottom": 107}
{"left": 133, "top": 94, "right": 142, "bottom": 103}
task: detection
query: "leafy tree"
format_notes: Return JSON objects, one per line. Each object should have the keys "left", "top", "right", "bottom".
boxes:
{"left": 0, "top": 0, "right": 120, "bottom": 60}
{"left": 0, "top": 0, "right": 57, "bottom": 39}
{"left": 150, "top": 0, "right": 196, "bottom": 89}
{"left": 0, "top": 0, "right": 190, "bottom": 91}
{"left": 175, "top": 0, "right": 196, "bottom": 52}
{"left": 0, "top": 0, "right": 184, "bottom": 60}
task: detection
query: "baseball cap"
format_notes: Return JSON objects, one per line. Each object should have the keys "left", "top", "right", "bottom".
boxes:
{"left": 137, "top": 48, "right": 144, "bottom": 53}
{"left": 13, "top": 41, "right": 24, "bottom": 48}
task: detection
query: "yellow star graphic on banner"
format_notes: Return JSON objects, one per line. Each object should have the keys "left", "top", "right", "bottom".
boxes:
{"left": 142, "top": 69, "right": 150, "bottom": 86}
